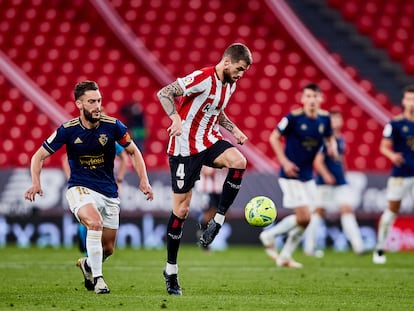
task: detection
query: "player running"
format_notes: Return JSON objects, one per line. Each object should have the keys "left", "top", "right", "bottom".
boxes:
{"left": 24, "top": 80, "right": 153, "bottom": 293}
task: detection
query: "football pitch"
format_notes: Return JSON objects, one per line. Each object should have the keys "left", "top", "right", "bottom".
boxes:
{"left": 0, "top": 245, "right": 412, "bottom": 311}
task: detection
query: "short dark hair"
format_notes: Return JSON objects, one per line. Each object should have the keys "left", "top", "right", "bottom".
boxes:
{"left": 74, "top": 80, "right": 99, "bottom": 100}
{"left": 403, "top": 84, "right": 414, "bottom": 94}
{"left": 302, "top": 83, "right": 321, "bottom": 93}
{"left": 223, "top": 43, "right": 252, "bottom": 66}
{"left": 329, "top": 108, "right": 342, "bottom": 116}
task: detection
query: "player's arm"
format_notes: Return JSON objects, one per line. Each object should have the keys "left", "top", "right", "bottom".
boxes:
{"left": 380, "top": 137, "right": 404, "bottom": 166}
{"left": 61, "top": 154, "right": 70, "bottom": 180}
{"left": 218, "top": 112, "right": 248, "bottom": 145}
{"left": 157, "top": 80, "right": 183, "bottom": 137}
{"left": 123, "top": 141, "right": 153, "bottom": 201}
{"left": 269, "top": 129, "right": 299, "bottom": 177}
{"left": 324, "top": 135, "right": 338, "bottom": 159}
{"left": 314, "top": 152, "right": 335, "bottom": 185}
{"left": 115, "top": 149, "right": 128, "bottom": 184}
{"left": 24, "top": 146, "right": 52, "bottom": 202}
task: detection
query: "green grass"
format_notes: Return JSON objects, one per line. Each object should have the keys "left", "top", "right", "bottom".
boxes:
{"left": 0, "top": 245, "right": 413, "bottom": 310}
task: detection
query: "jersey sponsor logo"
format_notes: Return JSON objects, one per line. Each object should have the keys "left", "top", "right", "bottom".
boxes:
{"left": 79, "top": 154, "right": 105, "bottom": 169}
{"left": 46, "top": 131, "right": 57, "bottom": 144}
{"left": 98, "top": 134, "right": 108, "bottom": 146}
{"left": 74, "top": 137, "right": 83, "bottom": 144}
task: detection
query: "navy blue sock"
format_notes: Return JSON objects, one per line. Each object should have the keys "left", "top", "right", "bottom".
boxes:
{"left": 217, "top": 168, "right": 245, "bottom": 215}
{"left": 166, "top": 213, "right": 185, "bottom": 264}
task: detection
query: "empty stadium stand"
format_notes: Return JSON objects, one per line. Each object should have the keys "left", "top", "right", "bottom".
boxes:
{"left": 0, "top": 0, "right": 406, "bottom": 172}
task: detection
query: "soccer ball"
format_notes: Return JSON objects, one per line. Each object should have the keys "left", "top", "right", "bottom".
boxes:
{"left": 245, "top": 196, "right": 277, "bottom": 227}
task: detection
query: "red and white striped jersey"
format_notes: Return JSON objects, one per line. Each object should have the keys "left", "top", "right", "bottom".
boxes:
{"left": 167, "top": 66, "right": 236, "bottom": 156}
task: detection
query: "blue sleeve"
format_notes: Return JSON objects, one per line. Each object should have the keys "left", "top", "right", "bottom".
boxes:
{"left": 115, "top": 142, "right": 124, "bottom": 155}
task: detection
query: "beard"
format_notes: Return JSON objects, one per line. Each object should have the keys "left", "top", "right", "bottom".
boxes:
{"left": 222, "top": 69, "right": 235, "bottom": 84}
{"left": 83, "top": 108, "right": 101, "bottom": 124}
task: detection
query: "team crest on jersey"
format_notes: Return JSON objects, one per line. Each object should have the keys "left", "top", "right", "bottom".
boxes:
{"left": 318, "top": 124, "right": 324, "bottom": 133}
{"left": 403, "top": 126, "right": 409, "bottom": 133}
{"left": 98, "top": 134, "right": 108, "bottom": 146}
{"left": 177, "top": 180, "right": 184, "bottom": 189}
{"left": 301, "top": 123, "right": 307, "bottom": 131}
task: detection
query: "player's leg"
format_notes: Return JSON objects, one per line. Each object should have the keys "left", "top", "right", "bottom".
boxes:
{"left": 304, "top": 207, "right": 325, "bottom": 257}
{"left": 66, "top": 187, "right": 104, "bottom": 292}
{"left": 276, "top": 179, "right": 314, "bottom": 268}
{"left": 304, "top": 184, "right": 329, "bottom": 257}
{"left": 339, "top": 206, "right": 364, "bottom": 254}
{"left": 373, "top": 177, "right": 409, "bottom": 264}
{"left": 76, "top": 204, "right": 108, "bottom": 293}
{"left": 277, "top": 205, "right": 310, "bottom": 268}
{"left": 164, "top": 155, "right": 201, "bottom": 295}
{"left": 163, "top": 191, "right": 191, "bottom": 295}
{"left": 200, "top": 142, "right": 246, "bottom": 246}
{"left": 373, "top": 200, "right": 400, "bottom": 264}
{"left": 259, "top": 214, "right": 297, "bottom": 260}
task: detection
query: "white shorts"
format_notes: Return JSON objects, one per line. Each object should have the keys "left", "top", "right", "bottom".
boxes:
{"left": 316, "top": 184, "right": 353, "bottom": 211}
{"left": 66, "top": 186, "right": 120, "bottom": 229}
{"left": 386, "top": 176, "right": 414, "bottom": 201}
{"left": 278, "top": 178, "right": 317, "bottom": 209}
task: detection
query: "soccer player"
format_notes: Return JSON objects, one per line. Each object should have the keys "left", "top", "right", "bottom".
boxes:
{"left": 259, "top": 83, "right": 337, "bottom": 268}
{"left": 373, "top": 85, "right": 414, "bottom": 264}
{"left": 304, "top": 109, "right": 364, "bottom": 257}
{"left": 157, "top": 43, "right": 252, "bottom": 295}
{"left": 62, "top": 141, "right": 128, "bottom": 255}
{"left": 24, "top": 80, "right": 153, "bottom": 293}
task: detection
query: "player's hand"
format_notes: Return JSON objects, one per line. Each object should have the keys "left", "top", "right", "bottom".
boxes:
{"left": 391, "top": 152, "right": 404, "bottom": 166}
{"left": 233, "top": 128, "right": 248, "bottom": 145}
{"left": 323, "top": 173, "right": 336, "bottom": 185}
{"left": 167, "top": 113, "right": 182, "bottom": 137}
{"left": 283, "top": 160, "right": 300, "bottom": 178}
{"left": 139, "top": 181, "right": 154, "bottom": 201}
{"left": 24, "top": 185, "right": 43, "bottom": 202}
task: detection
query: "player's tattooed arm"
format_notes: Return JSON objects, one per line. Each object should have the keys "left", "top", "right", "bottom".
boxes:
{"left": 157, "top": 81, "right": 184, "bottom": 116}
{"left": 219, "top": 112, "right": 248, "bottom": 145}
{"left": 218, "top": 112, "right": 235, "bottom": 132}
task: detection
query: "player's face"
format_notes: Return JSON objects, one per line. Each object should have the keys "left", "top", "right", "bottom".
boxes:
{"left": 77, "top": 90, "right": 102, "bottom": 124}
{"left": 330, "top": 113, "right": 343, "bottom": 131}
{"left": 223, "top": 59, "right": 249, "bottom": 84}
{"left": 301, "top": 89, "right": 323, "bottom": 117}
{"left": 402, "top": 91, "right": 414, "bottom": 113}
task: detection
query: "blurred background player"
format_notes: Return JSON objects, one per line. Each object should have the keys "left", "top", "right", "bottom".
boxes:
{"left": 120, "top": 100, "right": 147, "bottom": 152}
{"left": 195, "top": 166, "right": 227, "bottom": 251}
{"left": 259, "top": 83, "right": 338, "bottom": 268}
{"left": 304, "top": 109, "right": 364, "bottom": 257}
{"left": 62, "top": 142, "right": 128, "bottom": 255}
{"left": 373, "top": 85, "right": 414, "bottom": 264}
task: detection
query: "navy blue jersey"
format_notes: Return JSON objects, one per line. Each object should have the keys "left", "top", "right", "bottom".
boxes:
{"left": 277, "top": 108, "right": 332, "bottom": 181}
{"left": 43, "top": 116, "right": 131, "bottom": 197}
{"left": 383, "top": 115, "right": 414, "bottom": 177}
{"left": 315, "top": 136, "right": 347, "bottom": 185}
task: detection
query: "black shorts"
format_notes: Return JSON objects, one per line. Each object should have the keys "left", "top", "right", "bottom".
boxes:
{"left": 169, "top": 140, "right": 233, "bottom": 193}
